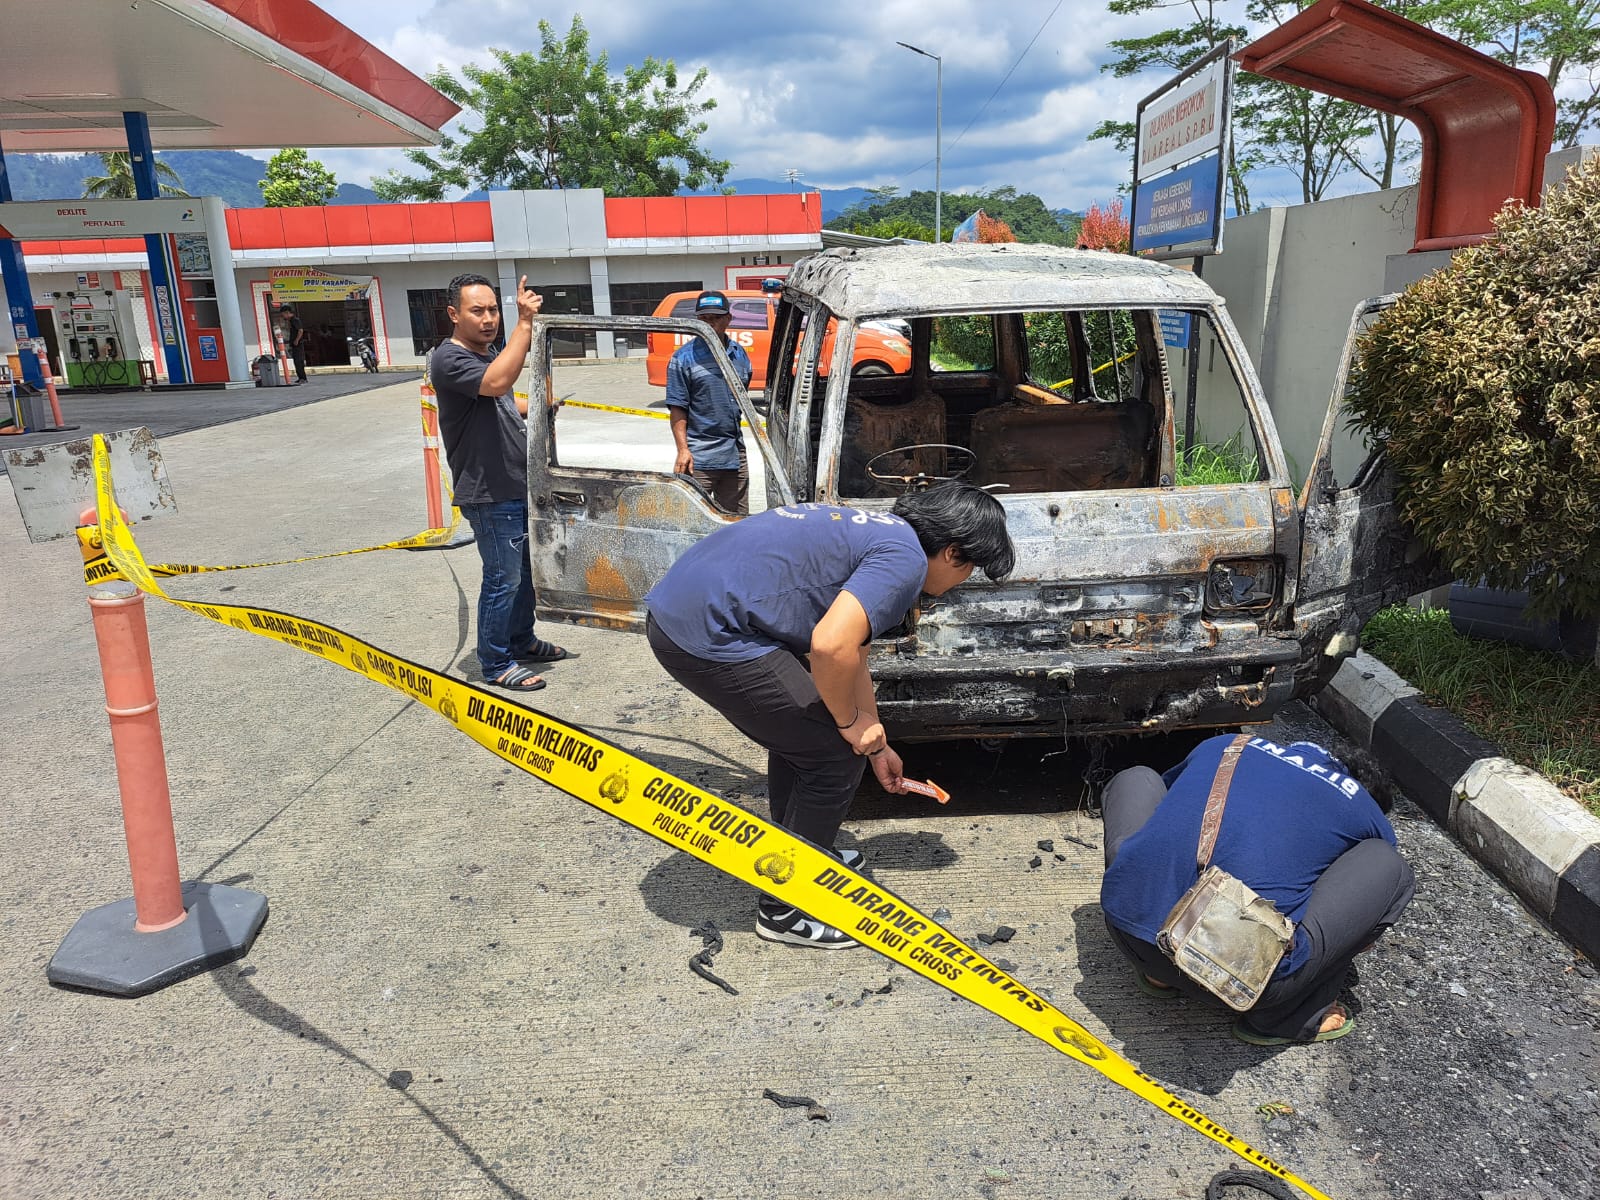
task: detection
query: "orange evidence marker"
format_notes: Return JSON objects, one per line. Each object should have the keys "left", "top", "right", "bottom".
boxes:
{"left": 901, "top": 778, "right": 950, "bottom": 804}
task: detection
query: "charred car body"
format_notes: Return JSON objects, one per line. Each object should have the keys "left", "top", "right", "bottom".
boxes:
{"left": 523, "top": 243, "right": 1436, "bottom": 740}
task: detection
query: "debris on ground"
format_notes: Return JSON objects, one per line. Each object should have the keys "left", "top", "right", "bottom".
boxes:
{"left": 1028, "top": 855, "right": 1043, "bottom": 869}
{"left": 1037, "top": 839, "right": 1054, "bottom": 852}
{"left": 1061, "top": 833, "right": 1098, "bottom": 850}
{"left": 689, "top": 921, "right": 738, "bottom": 995}
{"left": 386, "top": 1070, "right": 413, "bottom": 1091}
{"left": 762, "top": 1088, "right": 829, "bottom": 1121}
{"left": 851, "top": 979, "right": 895, "bottom": 1007}
{"left": 978, "top": 926, "right": 1016, "bottom": 945}
{"left": 1255, "top": 1100, "right": 1296, "bottom": 1123}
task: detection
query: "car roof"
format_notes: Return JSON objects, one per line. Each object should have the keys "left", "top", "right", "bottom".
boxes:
{"left": 782, "top": 243, "right": 1222, "bottom": 320}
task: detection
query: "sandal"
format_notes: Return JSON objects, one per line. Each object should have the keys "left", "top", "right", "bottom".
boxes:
{"left": 1231, "top": 1003, "right": 1355, "bottom": 1046}
{"left": 488, "top": 665, "right": 546, "bottom": 692}
{"left": 516, "top": 637, "right": 570, "bottom": 663}
{"left": 1134, "top": 971, "right": 1181, "bottom": 999}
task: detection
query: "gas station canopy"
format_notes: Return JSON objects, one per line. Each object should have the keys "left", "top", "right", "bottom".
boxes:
{"left": 0, "top": 0, "right": 459, "bottom": 152}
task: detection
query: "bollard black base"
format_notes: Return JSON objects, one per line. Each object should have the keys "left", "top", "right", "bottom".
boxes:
{"left": 46, "top": 880, "right": 269, "bottom": 998}
{"left": 404, "top": 527, "right": 475, "bottom": 551}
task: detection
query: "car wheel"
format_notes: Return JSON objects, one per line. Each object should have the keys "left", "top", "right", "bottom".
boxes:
{"left": 853, "top": 362, "right": 893, "bottom": 377}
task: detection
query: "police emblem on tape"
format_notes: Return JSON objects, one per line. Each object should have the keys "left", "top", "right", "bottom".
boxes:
{"left": 599, "top": 766, "right": 629, "bottom": 804}
{"left": 440, "top": 693, "right": 459, "bottom": 724}
{"left": 1053, "top": 1026, "right": 1107, "bottom": 1061}
{"left": 754, "top": 853, "right": 795, "bottom": 885}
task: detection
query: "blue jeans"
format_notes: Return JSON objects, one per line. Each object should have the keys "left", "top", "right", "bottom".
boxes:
{"left": 459, "top": 499, "right": 535, "bottom": 679}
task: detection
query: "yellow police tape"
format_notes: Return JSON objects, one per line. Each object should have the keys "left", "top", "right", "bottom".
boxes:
{"left": 82, "top": 434, "right": 1332, "bottom": 1200}
{"left": 516, "top": 393, "right": 753, "bottom": 427}
{"left": 81, "top": 505, "right": 464, "bottom": 586}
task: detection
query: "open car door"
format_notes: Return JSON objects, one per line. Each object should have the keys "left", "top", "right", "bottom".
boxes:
{"left": 523, "top": 313, "right": 795, "bottom": 631}
{"left": 1294, "top": 295, "right": 1448, "bottom": 670}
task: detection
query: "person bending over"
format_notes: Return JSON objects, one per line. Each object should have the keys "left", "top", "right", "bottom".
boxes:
{"left": 645, "top": 483, "right": 1014, "bottom": 949}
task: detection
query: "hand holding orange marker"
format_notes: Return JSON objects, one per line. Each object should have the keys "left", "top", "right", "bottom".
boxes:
{"left": 900, "top": 777, "right": 950, "bottom": 804}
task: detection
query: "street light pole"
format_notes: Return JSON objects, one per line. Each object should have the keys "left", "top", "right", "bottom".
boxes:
{"left": 897, "top": 41, "right": 942, "bottom": 243}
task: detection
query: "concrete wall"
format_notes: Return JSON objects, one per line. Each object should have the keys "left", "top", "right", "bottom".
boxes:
{"left": 1205, "top": 186, "right": 1416, "bottom": 486}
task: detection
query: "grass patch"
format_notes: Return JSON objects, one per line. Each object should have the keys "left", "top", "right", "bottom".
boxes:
{"left": 1175, "top": 433, "right": 1260, "bottom": 486}
{"left": 1361, "top": 605, "right": 1600, "bottom": 815}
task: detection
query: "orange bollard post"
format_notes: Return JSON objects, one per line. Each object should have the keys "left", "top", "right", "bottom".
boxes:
{"left": 421, "top": 380, "right": 445, "bottom": 531}
{"left": 35, "top": 347, "right": 67, "bottom": 428}
{"left": 87, "top": 583, "right": 187, "bottom": 932}
{"left": 276, "top": 334, "right": 293, "bottom": 387}
{"left": 46, "top": 509, "right": 268, "bottom": 996}
{"left": 406, "top": 378, "right": 473, "bottom": 551}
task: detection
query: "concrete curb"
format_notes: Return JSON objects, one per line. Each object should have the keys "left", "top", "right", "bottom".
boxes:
{"left": 1313, "top": 651, "right": 1600, "bottom": 963}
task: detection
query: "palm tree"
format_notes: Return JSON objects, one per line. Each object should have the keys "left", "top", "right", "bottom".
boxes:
{"left": 82, "top": 152, "right": 189, "bottom": 199}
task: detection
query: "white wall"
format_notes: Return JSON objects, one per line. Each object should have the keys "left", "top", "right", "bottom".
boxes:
{"left": 1204, "top": 186, "right": 1416, "bottom": 486}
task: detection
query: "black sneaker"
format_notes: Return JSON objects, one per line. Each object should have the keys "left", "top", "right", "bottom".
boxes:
{"left": 756, "top": 901, "right": 859, "bottom": 949}
{"left": 834, "top": 847, "right": 864, "bottom": 870}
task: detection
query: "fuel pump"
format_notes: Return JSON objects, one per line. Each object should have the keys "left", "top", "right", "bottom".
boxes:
{"left": 53, "top": 290, "right": 138, "bottom": 389}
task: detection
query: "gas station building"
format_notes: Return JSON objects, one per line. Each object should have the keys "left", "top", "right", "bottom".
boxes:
{"left": 11, "top": 190, "right": 825, "bottom": 385}
{"left": 0, "top": 1, "right": 821, "bottom": 392}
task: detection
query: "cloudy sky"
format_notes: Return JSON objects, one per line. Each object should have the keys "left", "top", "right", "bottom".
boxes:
{"left": 296, "top": 0, "right": 1328, "bottom": 212}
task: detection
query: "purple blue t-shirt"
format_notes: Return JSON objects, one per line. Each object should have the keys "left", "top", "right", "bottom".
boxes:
{"left": 644, "top": 503, "right": 927, "bottom": 662}
{"left": 1100, "top": 734, "right": 1398, "bottom": 977}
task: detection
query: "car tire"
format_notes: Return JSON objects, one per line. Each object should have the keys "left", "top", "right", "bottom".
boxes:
{"left": 852, "top": 362, "right": 893, "bottom": 377}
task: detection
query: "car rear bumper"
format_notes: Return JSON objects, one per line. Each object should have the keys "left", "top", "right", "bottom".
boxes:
{"left": 871, "top": 636, "right": 1304, "bottom": 739}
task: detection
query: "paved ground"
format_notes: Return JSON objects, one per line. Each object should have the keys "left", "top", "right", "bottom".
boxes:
{"left": 0, "top": 369, "right": 420, "bottom": 471}
{"left": 1, "top": 371, "right": 1596, "bottom": 1200}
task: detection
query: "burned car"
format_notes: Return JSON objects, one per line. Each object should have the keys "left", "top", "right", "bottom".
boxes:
{"left": 522, "top": 243, "right": 1435, "bottom": 740}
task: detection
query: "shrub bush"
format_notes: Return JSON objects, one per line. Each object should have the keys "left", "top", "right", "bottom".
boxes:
{"left": 1345, "top": 153, "right": 1600, "bottom": 619}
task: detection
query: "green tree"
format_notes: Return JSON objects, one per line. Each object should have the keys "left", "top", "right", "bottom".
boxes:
{"left": 1087, "top": 0, "right": 1255, "bottom": 213}
{"left": 82, "top": 152, "right": 188, "bottom": 199}
{"left": 829, "top": 186, "right": 1075, "bottom": 245}
{"left": 372, "top": 16, "right": 729, "bottom": 200}
{"left": 259, "top": 148, "right": 339, "bottom": 207}
{"left": 848, "top": 215, "right": 937, "bottom": 241}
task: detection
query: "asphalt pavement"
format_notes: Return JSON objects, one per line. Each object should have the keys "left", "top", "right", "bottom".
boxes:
{"left": 0, "top": 367, "right": 1594, "bottom": 1200}
{"left": 0, "top": 368, "right": 420, "bottom": 471}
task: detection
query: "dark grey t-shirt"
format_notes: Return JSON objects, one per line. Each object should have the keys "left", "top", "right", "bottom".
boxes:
{"left": 430, "top": 340, "right": 526, "bottom": 505}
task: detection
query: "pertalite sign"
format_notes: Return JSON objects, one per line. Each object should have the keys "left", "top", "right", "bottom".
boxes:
{"left": 1135, "top": 54, "right": 1227, "bottom": 183}
{"left": 0, "top": 199, "right": 206, "bottom": 238}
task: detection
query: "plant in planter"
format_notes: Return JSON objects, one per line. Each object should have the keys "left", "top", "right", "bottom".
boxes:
{"left": 1346, "top": 153, "right": 1600, "bottom": 630}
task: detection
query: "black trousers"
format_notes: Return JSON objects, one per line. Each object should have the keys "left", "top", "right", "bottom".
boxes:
{"left": 290, "top": 343, "right": 308, "bottom": 382}
{"left": 646, "top": 615, "right": 864, "bottom": 853}
{"left": 1101, "top": 765, "right": 1415, "bottom": 1041}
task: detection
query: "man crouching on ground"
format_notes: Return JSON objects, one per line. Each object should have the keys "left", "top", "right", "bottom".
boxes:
{"left": 644, "top": 483, "right": 1015, "bottom": 949}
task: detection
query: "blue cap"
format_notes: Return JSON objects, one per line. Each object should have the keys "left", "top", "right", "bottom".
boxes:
{"left": 695, "top": 290, "right": 730, "bottom": 314}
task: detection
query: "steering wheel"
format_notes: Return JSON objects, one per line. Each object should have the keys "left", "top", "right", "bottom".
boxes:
{"left": 865, "top": 443, "right": 976, "bottom": 492}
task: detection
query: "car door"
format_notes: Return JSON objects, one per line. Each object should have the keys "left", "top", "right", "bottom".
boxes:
{"left": 1294, "top": 295, "right": 1448, "bottom": 664}
{"left": 524, "top": 313, "right": 796, "bottom": 631}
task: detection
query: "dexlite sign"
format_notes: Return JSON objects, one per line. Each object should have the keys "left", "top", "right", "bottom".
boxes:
{"left": 0, "top": 198, "right": 207, "bottom": 239}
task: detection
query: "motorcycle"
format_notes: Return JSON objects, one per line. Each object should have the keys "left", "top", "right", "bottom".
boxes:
{"left": 356, "top": 336, "right": 379, "bottom": 373}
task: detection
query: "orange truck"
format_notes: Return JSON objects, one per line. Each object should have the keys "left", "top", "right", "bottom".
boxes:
{"left": 646, "top": 289, "right": 911, "bottom": 389}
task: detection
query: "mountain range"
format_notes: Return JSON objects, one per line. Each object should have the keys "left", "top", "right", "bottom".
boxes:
{"left": 3, "top": 149, "right": 379, "bottom": 208}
